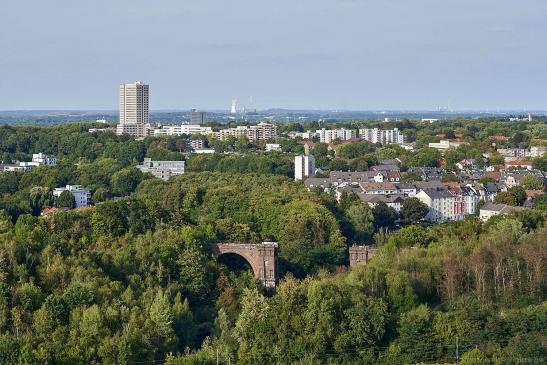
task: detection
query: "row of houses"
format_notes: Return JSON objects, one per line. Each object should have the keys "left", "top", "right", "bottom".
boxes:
{"left": 306, "top": 171, "right": 499, "bottom": 221}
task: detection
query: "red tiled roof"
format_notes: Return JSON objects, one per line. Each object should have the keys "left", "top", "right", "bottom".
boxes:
{"left": 506, "top": 160, "right": 533, "bottom": 166}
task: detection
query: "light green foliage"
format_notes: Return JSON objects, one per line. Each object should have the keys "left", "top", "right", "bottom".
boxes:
{"left": 0, "top": 121, "right": 546, "bottom": 364}
{"left": 234, "top": 288, "right": 270, "bottom": 352}
{"left": 110, "top": 166, "right": 143, "bottom": 195}
{"left": 461, "top": 348, "right": 488, "bottom": 365}
{"left": 409, "top": 148, "right": 440, "bottom": 167}
{"left": 520, "top": 175, "right": 544, "bottom": 190}
{"left": 532, "top": 154, "right": 547, "bottom": 171}
{"left": 508, "top": 185, "right": 527, "bottom": 206}
{"left": 387, "top": 225, "right": 430, "bottom": 248}
{"left": 346, "top": 202, "right": 375, "bottom": 243}
{"left": 494, "top": 191, "right": 518, "bottom": 206}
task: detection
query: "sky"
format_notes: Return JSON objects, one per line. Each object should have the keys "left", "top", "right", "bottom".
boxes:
{"left": 0, "top": 0, "right": 546, "bottom": 111}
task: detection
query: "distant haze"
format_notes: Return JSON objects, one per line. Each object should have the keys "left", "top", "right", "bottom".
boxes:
{"left": 1, "top": 0, "right": 545, "bottom": 110}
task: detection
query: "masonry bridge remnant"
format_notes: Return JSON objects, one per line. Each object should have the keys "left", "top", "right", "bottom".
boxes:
{"left": 210, "top": 242, "right": 375, "bottom": 288}
{"left": 349, "top": 245, "right": 377, "bottom": 267}
{"left": 210, "top": 242, "right": 279, "bottom": 288}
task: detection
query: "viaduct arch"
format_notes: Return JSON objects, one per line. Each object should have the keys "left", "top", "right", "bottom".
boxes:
{"left": 211, "top": 242, "right": 278, "bottom": 288}
{"left": 349, "top": 245, "right": 377, "bottom": 267}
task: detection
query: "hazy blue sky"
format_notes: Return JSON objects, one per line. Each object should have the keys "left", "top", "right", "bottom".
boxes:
{"left": 0, "top": 0, "right": 545, "bottom": 110}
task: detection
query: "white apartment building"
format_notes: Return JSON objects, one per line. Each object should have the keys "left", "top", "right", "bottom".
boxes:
{"left": 416, "top": 188, "right": 456, "bottom": 222}
{"left": 53, "top": 185, "right": 91, "bottom": 208}
{"left": 295, "top": 155, "right": 315, "bottom": 181}
{"left": 215, "top": 122, "right": 277, "bottom": 142}
{"left": 316, "top": 128, "right": 357, "bottom": 143}
{"left": 461, "top": 186, "right": 480, "bottom": 216}
{"left": 428, "top": 140, "right": 464, "bottom": 150}
{"left": 1, "top": 162, "right": 37, "bottom": 172}
{"left": 153, "top": 124, "right": 213, "bottom": 137}
{"left": 216, "top": 126, "right": 248, "bottom": 140}
{"left": 117, "top": 82, "right": 149, "bottom": 138}
{"left": 32, "top": 153, "right": 57, "bottom": 166}
{"left": 358, "top": 128, "right": 404, "bottom": 145}
{"left": 189, "top": 140, "right": 205, "bottom": 150}
{"left": 287, "top": 131, "right": 317, "bottom": 139}
{"left": 266, "top": 143, "right": 281, "bottom": 152}
{"left": 528, "top": 146, "right": 546, "bottom": 158}
{"left": 136, "top": 158, "right": 185, "bottom": 181}
{"left": 193, "top": 148, "right": 216, "bottom": 154}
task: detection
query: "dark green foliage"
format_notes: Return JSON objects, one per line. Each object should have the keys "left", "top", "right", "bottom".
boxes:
{"left": 0, "top": 121, "right": 546, "bottom": 364}
{"left": 532, "top": 155, "right": 547, "bottom": 171}
{"left": 508, "top": 185, "right": 527, "bottom": 206}
{"left": 336, "top": 141, "right": 373, "bottom": 159}
{"left": 494, "top": 191, "right": 518, "bottom": 206}
{"left": 110, "top": 167, "right": 144, "bottom": 195}
{"left": 56, "top": 190, "right": 75, "bottom": 209}
{"left": 400, "top": 197, "right": 429, "bottom": 222}
{"left": 409, "top": 148, "right": 440, "bottom": 167}
{"left": 373, "top": 202, "right": 398, "bottom": 228}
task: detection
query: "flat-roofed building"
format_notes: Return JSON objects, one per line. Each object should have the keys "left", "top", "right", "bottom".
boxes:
{"left": 295, "top": 155, "right": 315, "bottom": 181}
{"left": 190, "top": 109, "right": 206, "bottom": 124}
{"left": 32, "top": 153, "right": 56, "bottom": 166}
{"left": 53, "top": 185, "right": 91, "bottom": 208}
{"left": 136, "top": 158, "right": 185, "bottom": 181}
{"left": 117, "top": 82, "right": 149, "bottom": 138}
{"left": 359, "top": 128, "right": 404, "bottom": 145}
{"left": 153, "top": 124, "right": 213, "bottom": 136}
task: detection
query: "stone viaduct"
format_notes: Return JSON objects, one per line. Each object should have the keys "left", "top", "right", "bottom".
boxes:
{"left": 210, "top": 242, "right": 375, "bottom": 288}
{"left": 349, "top": 245, "right": 377, "bottom": 267}
{"left": 210, "top": 242, "right": 279, "bottom": 288}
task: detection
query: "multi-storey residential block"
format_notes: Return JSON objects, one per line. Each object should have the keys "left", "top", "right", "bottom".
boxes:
{"left": 32, "top": 153, "right": 57, "bottom": 166}
{"left": 189, "top": 140, "right": 205, "bottom": 150}
{"left": 316, "top": 128, "right": 357, "bottom": 143}
{"left": 136, "top": 158, "right": 185, "bottom": 181}
{"left": 153, "top": 124, "right": 213, "bottom": 136}
{"left": 358, "top": 128, "right": 404, "bottom": 144}
{"left": 190, "top": 109, "right": 206, "bottom": 124}
{"left": 294, "top": 155, "right": 315, "bottom": 181}
{"left": 265, "top": 143, "right": 281, "bottom": 152}
{"left": 117, "top": 82, "right": 149, "bottom": 138}
{"left": 360, "top": 182, "right": 398, "bottom": 195}
{"left": 215, "top": 122, "right": 277, "bottom": 142}
{"left": 428, "top": 140, "right": 463, "bottom": 150}
{"left": 461, "top": 185, "right": 480, "bottom": 215}
{"left": 53, "top": 185, "right": 91, "bottom": 208}
{"left": 528, "top": 146, "right": 546, "bottom": 158}
{"left": 1, "top": 162, "right": 36, "bottom": 172}
{"left": 361, "top": 195, "right": 405, "bottom": 212}
{"left": 416, "top": 187, "right": 456, "bottom": 222}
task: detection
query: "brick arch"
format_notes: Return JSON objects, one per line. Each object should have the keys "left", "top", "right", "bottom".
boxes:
{"left": 211, "top": 242, "right": 278, "bottom": 288}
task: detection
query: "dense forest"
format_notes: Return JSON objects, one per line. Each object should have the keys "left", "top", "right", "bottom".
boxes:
{"left": 0, "top": 121, "right": 545, "bottom": 364}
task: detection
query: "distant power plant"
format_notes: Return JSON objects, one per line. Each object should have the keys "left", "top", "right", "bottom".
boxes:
{"left": 231, "top": 99, "right": 237, "bottom": 114}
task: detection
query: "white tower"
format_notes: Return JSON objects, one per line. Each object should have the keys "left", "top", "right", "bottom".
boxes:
{"left": 294, "top": 155, "right": 315, "bottom": 181}
{"left": 231, "top": 99, "right": 237, "bottom": 114}
{"left": 117, "top": 81, "right": 149, "bottom": 138}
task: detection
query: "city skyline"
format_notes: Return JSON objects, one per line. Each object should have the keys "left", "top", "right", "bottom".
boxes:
{"left": 1, "top": 0, "right": 546, "bottom": 111}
